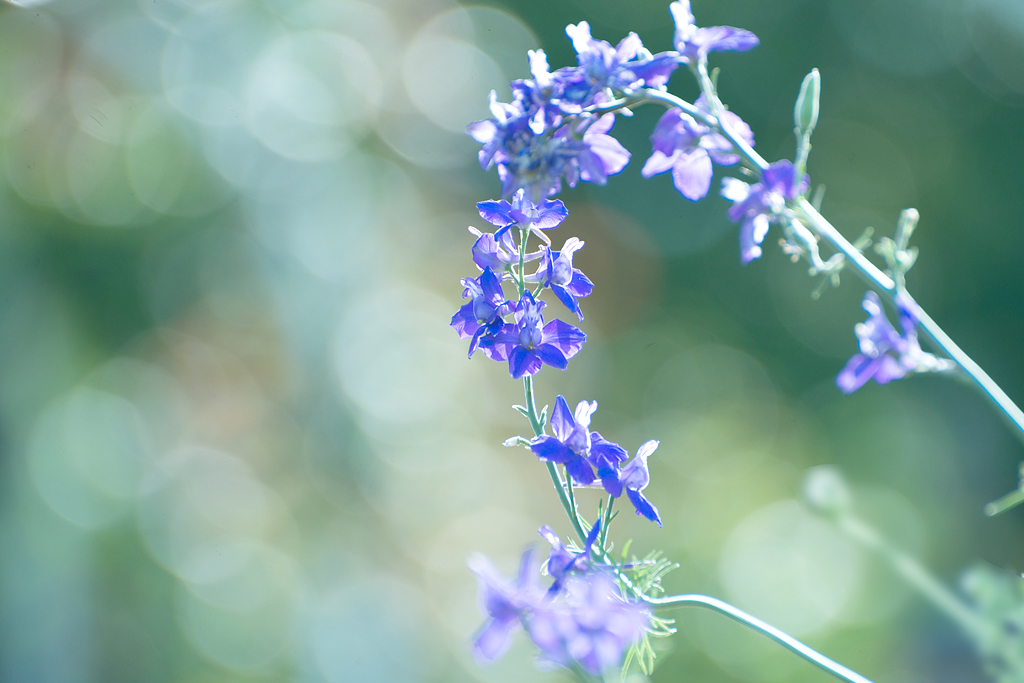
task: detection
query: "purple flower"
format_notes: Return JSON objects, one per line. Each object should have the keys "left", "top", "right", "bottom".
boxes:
{"left": 526, "top": 238, "right": 593, "bottom": 320}
{"left": 491, "top": 294, "right": 585, "bottom": 379}
{"left": 467, "top": 98, "right": 630, "bottom": 199}
{"left": 467, "top": 226, "right": 521, "bottom": 274}
{"left": 467, "top": 549, "right": 544, "bottom": 664}
{"left": 641, "top": 95, "right": 754, "bottom": 201}
{"left": 563, "top": 22, "right": 679, "bottom": 104}
{"left": 669, "top": 0, "right": 759, "bottom": 66}
{"left": 477, "top": 189, "right": 569, "bottom": 246}
{"left": 510, "top": 50, "right": 579, "bottom": 134}
{"left": 450, "top": 267, "right": 513, "bottom": 359}
{"left": 567, "top": 113, "right": 631, "bottom": 188}
{"left": 530, "top": 395, "right": 627, "bottom": 488}
{"left": 721, "top": 160, "right": 808, "bottom": 263}
{"left": 619, "top": 440, "right": 662, "bottom": 527}
{"left": 526, "top": 573, "right": 650, "bottom": 676}
{"left": 836, "top": 292, "right": 949, "bottom": 394}
{"left": 538, "top": 522, "right": 600, "bottom": 594}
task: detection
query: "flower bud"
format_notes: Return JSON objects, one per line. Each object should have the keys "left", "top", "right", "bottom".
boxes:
{"left": 794, "top": 69, "right": 820, "bottom": 137}
{"left": 894, "top": 208, "right": 919, "bottom": 252}
{"left": 802, "top": 465, "right": 851, "bottom": 519}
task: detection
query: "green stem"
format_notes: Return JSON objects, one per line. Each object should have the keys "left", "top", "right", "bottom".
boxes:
{"left": 599, "top": 495, "right": 614, "bottom": 552}
{"left": 650, "top": 593, "right": 875, "bottom": 683}
{"left": 833, "top": 514, "right": 988, "bottom": 639}
{"left": 524, "top": 372, "right": 589, "bottom": 544}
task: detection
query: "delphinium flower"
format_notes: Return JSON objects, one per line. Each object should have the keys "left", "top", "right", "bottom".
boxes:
{"left": 561, "top": 21, "right": 678, "bottom": 106}
{"left": 721, "top": 159, "right": 809, "bottom": 263}
{"left": 529, "top": 395, "right": 628, "bottom": 488}
{"left": 469, "top": 23, "right": 660, "bottom": 201}
{"left": 525, "top": 237, "right": 593, "bottom": 321}
{"left": 642, "top": 93, "right": 754, "bottom": 201}
{"left": 619, "top": 440, "right": 663, "bottom": 527}
{"left": 539, "top": 522, "right": 600, "bottom": 594}
{"left": 670, "top": 0, "right": 760, "bottom": 66}
{"left": 527, "top": 573, "right": 651, "bottom": 676}
{"left": 467, "top": 89, "right": 632, "bottom": 200}
{"left": 490, "top": 294, "right": 586, "bottom": 379}
{"left": 477, "top": 189, "right": 568, "bottom": 246}
{"left": 450, "top": 267, "right": 513, "bottom": 359}
{"left": 467, "top": 226, "right": 523, "bottom": 274}
{"left": 467, "top": 549, "right": 544, "bottom": 663}
{"left": 836, "top": 291, "right": 953, "bottom": 394}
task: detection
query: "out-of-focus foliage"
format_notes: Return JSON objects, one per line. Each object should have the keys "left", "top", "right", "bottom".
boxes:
{"left": 1, "top": 1, "right": 1024, "bottom": 682}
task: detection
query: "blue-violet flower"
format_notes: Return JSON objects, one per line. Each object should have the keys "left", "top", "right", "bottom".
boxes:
{"left": 721, "top": 159, "right": 808, "bottom": 263}
{"left": 467, "top": 549, "right": 544, "bottom": 663}
{"left": 526, "top": 237, "right": 593, "bottom": 321}
{"left": 670, "top": 0, "right": 759, "bottom": 66}
{"left": 451, "top": 267, "right": 513, "bottom": 359}
{"left": 562, "top": 22, "right": 678, "bottom": 105}
{"left": 492, "top": 294, "right": 586, "bottom": 379}
{"left": 530, "top": 395, "right": 627, "bottom": 488}
{"left": 642, "top": 94, "right": 754, "bottom": 201}
{"left": 836, "top": 291, "right": 952, "bottom": 394}
{"left": 539, "top": 522, "right": 600, "bottom": 594}
{"left": 477, "top": 189, "right": 568, "bottom": 246}
{"left": 527, "top": 573, "right": 650, "bottom": 676}
{"left": 467, "top": 96, "right": 630, "bottom": 199}
{"left": 619, "top": 440, "right": 662, "bottom": 527}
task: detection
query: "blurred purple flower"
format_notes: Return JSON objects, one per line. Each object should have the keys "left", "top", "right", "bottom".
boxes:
{"left": 670, "top": 0, "right": 759, "bottom": 66}
{"left": 468, "top": 549, "right": 544, "bottom": 664}
{"left": 467, "top": 94, "right": 630, "bottom": 199}
{"left": 491, "top": 294, "right": 585, "bottom": 379}
{"left": 562, "top": 21, "right": 678, "bottom": 104}
{"left": 619, "top": 440, "right": 662, "bottom": 527}
{"left": 527, "top": 573, "right": 650, "bottom": 676}
{"left": 526, "top": 237, "right": 593, "bottom": 320}
{"left": 836, "top": 292, "right": 949, "bottom": 394}
{"left": 530, "top": 395, "right": 627, "bottom": 488}
{"left": 721, "top": 160, "right": 808, "bottom": 263}
{"left": 641, "top": 94, "right": 754, "bottom": 201}
{"left": 451, "top": 267, "right": 513, "bottom": 359}
{"left": 539, "top": 521, "right": 600, "bottom": 594}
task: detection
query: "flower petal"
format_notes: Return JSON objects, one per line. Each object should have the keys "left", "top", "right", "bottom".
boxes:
{"left": 566, "top": 455, "right": 597, "bottom": 486}
{"left": 473, "top": 616, "right": 520, "bottom": 663}
{"left": 531, "top": 435, "right": 574, "bottom": 464}
{"left": 550, "top": 395, "right": 575, "bottom": 442}
{"left": 671, "top": 148, "right": 713, "bottom": 201}
{"left": 626, "top": 488, "right": 662, "bottom": 527}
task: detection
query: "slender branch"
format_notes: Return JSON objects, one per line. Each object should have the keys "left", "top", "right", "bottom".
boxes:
{"left": 833, "top": 515, "right": 986, "bottom": 638}
{"left": 618, "top": 87, "right": 1024, "bottom": 447}
{"left": 650, "top": 593, "right": 875, "bottom": 683}
{"left": 599, "top": 495, "right": 614, "bottom": 552}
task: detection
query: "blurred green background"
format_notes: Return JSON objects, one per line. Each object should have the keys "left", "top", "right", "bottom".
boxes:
{"left": 2, "top": 0, "right": 1024, "bottom": 681}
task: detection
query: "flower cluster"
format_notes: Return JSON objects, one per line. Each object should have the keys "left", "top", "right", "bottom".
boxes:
{"left": 467, "top": 19, "right": 683, "bottom": 200}
{"left": 836, "top": 292, "right": 953, "bottom": 394}
{"left": 450, "top": 191, "right": 588, "bottom": 379}
{"left": 453, "top": 1, "right": 954, "bottom": 679}
{"left": 469, "top": 531, "right": 651, "bottom": 677}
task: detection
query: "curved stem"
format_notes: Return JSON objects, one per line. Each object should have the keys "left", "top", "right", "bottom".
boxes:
{"left": 795, "top": 198, "right": 1024, "bottom": 443}
{"left": 620, "top": 87, "right": 1024, "bottom": 447}
{"left": 651, "top": 593, "right": 875, "bottom": 683}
